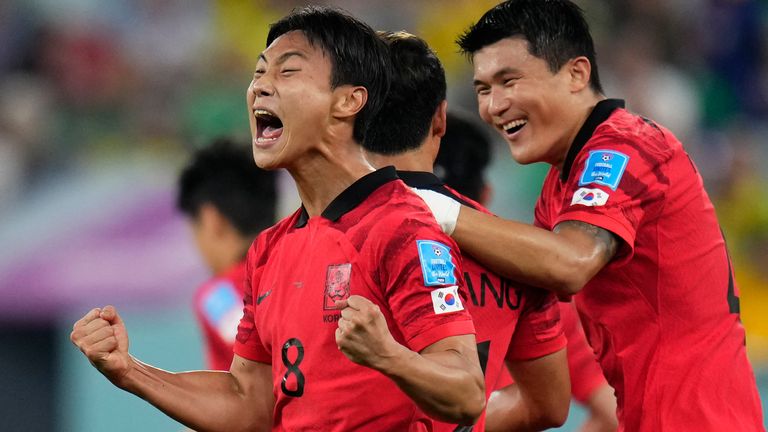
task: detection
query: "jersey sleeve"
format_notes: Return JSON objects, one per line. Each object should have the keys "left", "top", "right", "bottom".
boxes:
{"left": 560, "top": 301, "right": 608, "bottom": 403}
{"left": 233, "top": 240, "right": 271, "bottom": 364}
{"left": 506, "top": 289, "right": 567, "bottom": 361}
{"left": 376, "top": 216, "right": 475, "bottom": 353}
{"left": 555, "top": 134, "right": 672, "bottom": 265}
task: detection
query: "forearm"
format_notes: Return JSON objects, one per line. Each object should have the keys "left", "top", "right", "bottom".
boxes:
{"left": 453, "top": 206, "right": 601, "bottom": 295}
{"left": 485, "top": 384, "right": 540, "bottom": 432}
{"left": 117, "top": 357, "right": 271, "bottom": 432}
{"left": 378, "top": 343, "right": 485, "bottom": 424}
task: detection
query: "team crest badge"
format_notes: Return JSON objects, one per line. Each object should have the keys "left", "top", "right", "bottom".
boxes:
{"left": 324, "top": 263, "right": 352, "bottom": 310}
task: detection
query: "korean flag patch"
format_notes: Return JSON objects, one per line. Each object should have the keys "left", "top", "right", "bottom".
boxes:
{"left": 571, "top": 187, "right": 610, "bottom": 207}
{"left": 578, "top": 150, "right": 629, "bottom": 190}
{"left": 431, "top": 286, "right": 464, "bottom": 314}
{"left": 416, "top": 240, "right": 457, "bottom": 286}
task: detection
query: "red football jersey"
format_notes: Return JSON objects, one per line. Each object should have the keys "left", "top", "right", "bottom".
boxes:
{"left": 234, "top": 167, "right": 476, "bottom": 431}
{"left": 535, "top": 99, "right": 765, "bottom": 431}
{"left": 193, "top": 261, "right": 246, "bottom": 371}
{"left": 399, "top": 172, "right": 567, "bottom": 432}
{"left": 493, "top": 301, "right": 607, "bottom": 405}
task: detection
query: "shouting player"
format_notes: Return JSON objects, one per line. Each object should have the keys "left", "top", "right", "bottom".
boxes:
{"left": 70, "top": 6, "right": 485, "bottom": 431}
{"left": 177, "top": 138, "right": 276, "bottom": 371}
{"left": 365, "top": 31, "right": 570, "bottom": 432}
{"left": 417, "top": 1, "right": 766, "bottom": 430}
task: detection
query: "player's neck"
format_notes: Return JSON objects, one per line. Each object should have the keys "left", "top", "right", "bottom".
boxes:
{"left": 553, "top": 93, "right": 607, "bottom": 172}
{"left": 365, "top": 146, "right": 433, "bottom": 173}
{"left": 289, "top": 136, "right": 375, "bottom": 218}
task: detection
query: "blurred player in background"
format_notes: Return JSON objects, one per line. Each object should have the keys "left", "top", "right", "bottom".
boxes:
{"left": 416, "top": 0, "right": 765, "bottom": 430}
{"left": 435, "top": 111, "right": 618, "bottom": 432}
{"left": 71, "top": 6, "right": 485, "bottom": 431}
{"left": 365, "top": 31, "right": 570, "bottom": 432}
{"left": 177, "top": 138, "right": 276, "bottom": 371}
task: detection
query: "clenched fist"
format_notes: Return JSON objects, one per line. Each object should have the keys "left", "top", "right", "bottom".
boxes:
{"left": 334, "top": 295, "right": 404, "bottom": 371}
{"left": 70, "top": 305, "right": 133, "bottom": 386}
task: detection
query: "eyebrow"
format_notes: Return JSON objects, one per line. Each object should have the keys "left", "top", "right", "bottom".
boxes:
{"left": 473, "top": 67, "right": 520, "bottom": 86}
{"left": 257, "top": 50, "right": 308, "bottom": 66}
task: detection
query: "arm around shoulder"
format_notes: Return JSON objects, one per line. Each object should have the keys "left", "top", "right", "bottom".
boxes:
{"left": 453, "top": 207, "right": 618, "bottom": 296}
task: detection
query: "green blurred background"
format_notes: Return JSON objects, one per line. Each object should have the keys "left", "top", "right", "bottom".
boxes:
{"left": 0, "top": 0, "right": 766, "bottom": 430}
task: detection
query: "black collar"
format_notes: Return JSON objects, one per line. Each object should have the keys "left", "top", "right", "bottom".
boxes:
{"left": 560, "top": 99, "right": 625, "bottom": 182}
{"left": 295, "top": 166, "right": 398, "bottom": 227}
{"left": 396, "top": 170, "right": 476, "bottom": 209}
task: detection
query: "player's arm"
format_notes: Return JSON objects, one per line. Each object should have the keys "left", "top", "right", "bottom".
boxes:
{"left": 485, "top": 349, "right": 571, "bottom": 432}
{"left": 413, "top": 189, "right": 618, "bottom": 296}
{"left": 336, "top": 296, "right": 485, "bottom": 425}
{"left": 580, "top": 384, "right": 619, "bottom": 432}
{"left": 71, "top": 306, "right": 273, "bottom": 432}
{"left": 454, "top": 206, "right": 618, "bottom": 296}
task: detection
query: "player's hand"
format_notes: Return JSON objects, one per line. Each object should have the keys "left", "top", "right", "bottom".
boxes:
{"left": 411, "top": 188, "right": 461, "bottom": 235}
{"left": 70, "top": 305, "right": 133, "bottom": 386}
{"left": 335, "top": 295, "right": 401, "bottom": 371}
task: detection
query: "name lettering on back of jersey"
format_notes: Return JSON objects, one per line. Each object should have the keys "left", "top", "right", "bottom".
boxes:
{"left": 202, "top": 281, "right": 242, "bottom": 343}
{"left": 571, "top": 187, "right": 610, "bottom": 207}
{"left": 578, "top": 150, "right": 629, "bottom": 190}
{"left": 324, "top": 263, "right": 351, "bottom": 310}
{"left": 464, "top": 272, "right": 522, "bottom": 310}
{"left": 416, "top": 240, "right": 457, "bottom": 286}
{"left": 431, "top": 286, "right": 464, "bottom": 314}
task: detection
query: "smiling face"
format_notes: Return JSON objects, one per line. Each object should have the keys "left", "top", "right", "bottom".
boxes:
{"left": 472, "top": 37, "right": 581, "bottom": 167}
{"left": 247, "top": 31, "right": 336, "bottom": 170}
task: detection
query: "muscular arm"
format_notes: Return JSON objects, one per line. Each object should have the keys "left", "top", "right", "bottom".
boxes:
{"left": 118, "top": 355, "right": 274, "bottom": 432}
{"left": 580, "top": 384, "right": 619, "bottom": 432}
{"left": 71, "top": 306, "right": 273, "bottom": 432}
{"left": 485, "top": 349, "right": 571, "bottom": 432}
{"left": 336, "top": 296, "right": 485, "bottom": 425}
{"left": 453, "top": 206, "right": 619, "bottom": 296}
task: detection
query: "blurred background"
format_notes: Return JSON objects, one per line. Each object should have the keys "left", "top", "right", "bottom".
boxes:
{"left": 0, "top": 0, "right": 766, "bottom": 430}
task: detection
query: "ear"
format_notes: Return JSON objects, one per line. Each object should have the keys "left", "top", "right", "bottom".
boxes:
{"left": 567, "top": 56, "right": 592, "bottom": 93}
{"left": 198, "top": 203, "right": 228, "bottom": 237}
{"left": 331, "top": 85, "right": 368, "bottom": 120}
{"left": 431, "top": 100, "right": 448, "bottom": 139}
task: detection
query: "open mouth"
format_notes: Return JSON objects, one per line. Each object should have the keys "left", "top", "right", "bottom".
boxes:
{"left": 501, "top": 118, "right": 527, "bottom": 136}
{"left": 254, "top": 109, "right": 284, "bottom": 143}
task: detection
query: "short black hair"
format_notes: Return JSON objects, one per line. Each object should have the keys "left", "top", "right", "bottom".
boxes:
{"left": 364, "top": 31, "right": 446, "bottom": 155}
{"left": 434, "top": 111, "right": 492, "bottom": 202}
{"left": 267, "top": 6, "right": 391, "bottom": 144}
{"left": 457, "top": 0, "right": 603, "bottom": 93}
{"left": 177, "top": 138, "right": 277, "bottom": 236}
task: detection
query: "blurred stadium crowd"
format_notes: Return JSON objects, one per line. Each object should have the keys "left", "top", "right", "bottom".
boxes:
{"left": 0, "top": 1, "right": 766, "bottom": 429}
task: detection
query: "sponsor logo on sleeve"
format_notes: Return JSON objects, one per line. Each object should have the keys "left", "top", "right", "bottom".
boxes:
{"left": 324, "top": 263, "right": 352, "bottom": 310}
{"left": 578, "top": 150, "right": 629, "bottom": 190}
{"left": 416, "top": 240, "right": 457, "bottom": 286}
{"left": 571, "top": 187, "right": 610, "bottom": 207}
{"left": 431, "top": 286, "right": 464, "bottom": 314}
{"left": 203, "top": 281, "right": 242, "bottom": 343}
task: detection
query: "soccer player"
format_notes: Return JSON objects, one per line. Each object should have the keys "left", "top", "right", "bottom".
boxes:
{"left": 70, "top": 6, "right": 485, "bottom": 431}
{"left": 416, "top": 0, "right": 766, "bottom": 430}
{"left": 436, "top": 111, "right": 618, "bottom": 432}
{"left": 365, "top": 31, "right": 570, "bottom": 432}
{"left": 177, "top": 138, "right": 276, "bottom": 371}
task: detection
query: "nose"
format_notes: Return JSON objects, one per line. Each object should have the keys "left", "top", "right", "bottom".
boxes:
{"left": 487, "top": 87, "right": 510, "bottom": 118}
{"left": 250, "top": 76, "right": 275, "bottom": 98}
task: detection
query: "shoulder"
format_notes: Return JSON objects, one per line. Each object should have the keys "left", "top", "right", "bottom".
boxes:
{"left": 589, "top": 109, "right": 678, "bottom": 163}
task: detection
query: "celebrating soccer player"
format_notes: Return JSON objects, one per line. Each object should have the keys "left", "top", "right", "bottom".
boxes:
{"left": 365, "top": 31, "right": 570, "bottom": 432}
{"left": 414, "top": 1, "right": 766, "bottom": 430}
{"left": 435, "top": 111, "right": 619, "bottom": 432}
{"left": 177, "top": 138, "right": 276, "bottom": 371}
{"left": 70, "top": 6, "right": 486, "bottom": 431}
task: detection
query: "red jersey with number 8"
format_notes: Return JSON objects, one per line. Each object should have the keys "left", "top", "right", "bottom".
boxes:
{"left": 234, "top": 167, "right": 476, "bottom": 431}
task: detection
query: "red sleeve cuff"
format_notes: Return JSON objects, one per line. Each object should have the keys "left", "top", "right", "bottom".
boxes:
{"left": 407, "top": 319, "right": 476, "bottom": 353}
{"left": 233, "top": 342, "right": 271, "bottom": 364}
{"left": 506, "top": 332, "right": 567, "bottom": 361}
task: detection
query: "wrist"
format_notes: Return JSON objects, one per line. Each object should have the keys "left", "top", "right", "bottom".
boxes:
{"left": 372, "top": 342, "right": 415, "bottom": 377}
